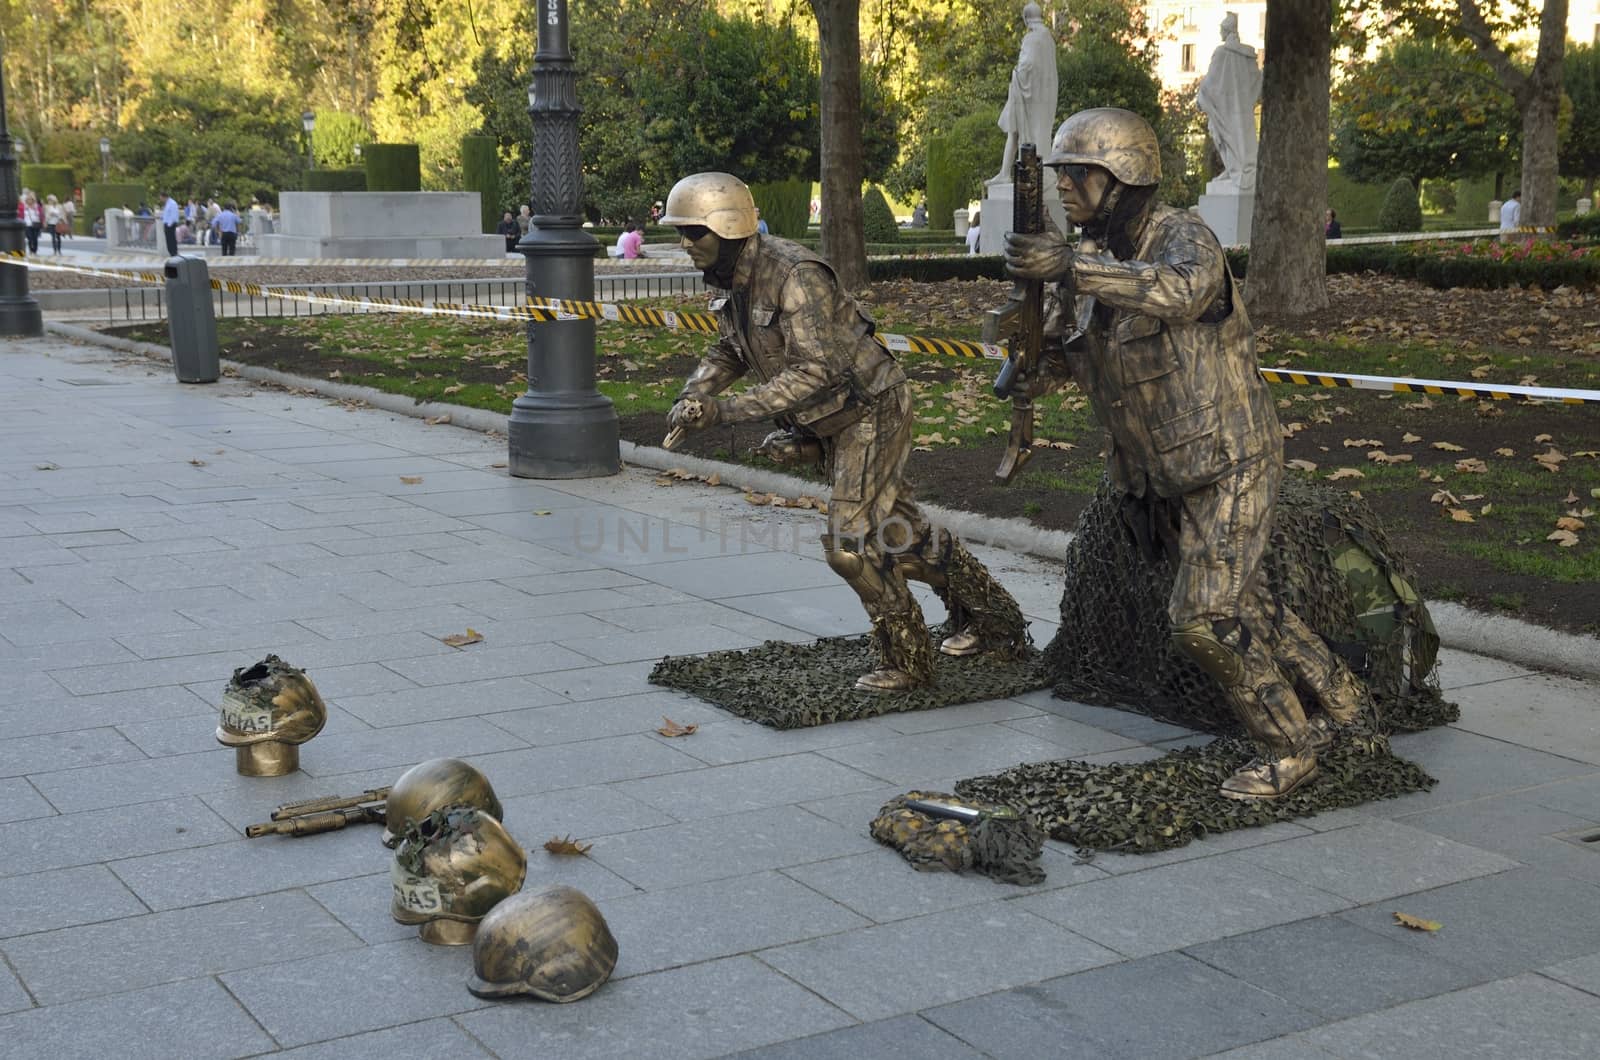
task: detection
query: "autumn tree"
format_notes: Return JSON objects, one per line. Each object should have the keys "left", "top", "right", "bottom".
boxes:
{"left": 1563, "top": 42, "right": 1600, "bottom": 198}
{"left": 808, "top": 0, "right": 868, "bottom": 288}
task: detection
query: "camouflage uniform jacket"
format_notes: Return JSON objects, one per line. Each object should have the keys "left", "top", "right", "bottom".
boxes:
{"left": 682, "top": 235, "right": 904, "bottom": 437}
{"left": 1058, "top": 203, "right": 1281, "bottom": 498}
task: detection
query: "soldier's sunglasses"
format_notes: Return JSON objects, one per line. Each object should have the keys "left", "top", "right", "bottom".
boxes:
{"left": 1052, "top": 164, "right": 1093, "bottom": 188}
{"left": 675, "top": 225, "right": 711, "bottom": 241}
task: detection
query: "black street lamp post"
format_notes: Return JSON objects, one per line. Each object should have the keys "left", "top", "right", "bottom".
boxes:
{"left": 301, "top": 111, "right": 316, "bottom": 171}
{"left": 0, "top": 39, "right": 43, "bottom": 337}
{"left": 99, "top": 137, "right": 111, "bottom": 181}
{"left": 507, "top": 0, "right": 618, "bottom": 478}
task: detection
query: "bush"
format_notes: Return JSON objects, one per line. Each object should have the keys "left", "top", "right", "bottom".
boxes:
{"left": 301, "top": 169, "right": 367, "bottom": 192}
{"left": 1327, "top": 164, "right": 1391, "bottom": 228}
{"left": 926, "top": 135, "right": 959, "bottom": 231}
{"left": 82, "top": 182, "right": 147, "bottom": 231}
{"left": 1557, "top": 213, "right": 1600, "bottom": 241}
{"left": 1453, "top": 174, "right": 1498, "bottom": 226}
{"left": 862, "top": 186, "right": 899, "bottom": 244}
{"left": 1229, "top": 242, "right": 1600, "bottom": 289}
{"left": 461, "top": 135, "right": 500, "bottom": 233}
{"left": 749, "top": 178, "right": 810, "bottom": 238}
{"left": 363, "top": 144, "right": 421, "bottom": 192}
{"left": 21, "top": 163, "right": 73, "bottom": 202}
{"left": 1377, "top": 178, "right": 1424, "bottom": 232}
{"left": 868, "top": 255, "right": 1006, "bottom": 283}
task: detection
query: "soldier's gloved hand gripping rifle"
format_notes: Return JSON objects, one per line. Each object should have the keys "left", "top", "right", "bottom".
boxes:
{"left": 986, "top": 143, "right": 1051, "bottom": 484}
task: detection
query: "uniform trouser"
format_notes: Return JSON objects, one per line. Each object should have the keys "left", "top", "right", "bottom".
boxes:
{"left": 821, "top": 386, "right": 1026, "bottom": 680}
{"left": 1160, "top": 457, "right": 1363, "bottom": 757}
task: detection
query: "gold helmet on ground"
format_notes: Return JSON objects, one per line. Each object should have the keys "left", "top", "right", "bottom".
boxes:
{"left": 659, "top": 172, "right": 759, "bottom": 239}
{"left": 466, "top": 884, "right": 619, "bottom": 1002}
{"left": 390, "top": 806, "right": 527, "bottom": 926}
{"left": 214, "top": 654, "right": 327, "bottom": 748}
{"left": 382, "top": 758, "right": 504, "bottom": 848}
{"left": 1046, "top": 107, "right": 1161, "bottom": 187}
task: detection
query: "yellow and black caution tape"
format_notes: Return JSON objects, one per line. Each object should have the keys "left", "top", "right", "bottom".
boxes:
{"left": 9, "top": 253, "right": 1600, "bottom": 404}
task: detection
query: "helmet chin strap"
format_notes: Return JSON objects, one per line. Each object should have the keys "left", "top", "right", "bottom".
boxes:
{"left": 1081, "top": 183, "right": 1125, "bottom": 241}
{"left": 703, "top": 235, "right": 746, "bottom": 289}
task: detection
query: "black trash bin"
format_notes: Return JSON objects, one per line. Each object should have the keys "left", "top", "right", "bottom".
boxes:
{"left": 164, "top": 255, "right": 220, "bottom": 383}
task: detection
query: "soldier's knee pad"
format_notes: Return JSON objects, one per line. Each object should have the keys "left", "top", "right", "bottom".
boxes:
{"left": 1172, "top": 620, "right": 1246, "bottom": 687}
{"left": 823, "top": 536, "right": 866, "bottom": 581}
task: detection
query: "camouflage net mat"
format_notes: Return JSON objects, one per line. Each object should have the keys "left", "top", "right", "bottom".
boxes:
{"left": 957, "top": 729, "right": 1434, "bottom": 854}
{"left": 649, "top": 631, "right": 1046, "bottom": 729}
{"left": 1042, "top": 474, "right": 1458, "bottom": 734}
{"left": 871, "top": 791, "right": 1047, "bottom": 885}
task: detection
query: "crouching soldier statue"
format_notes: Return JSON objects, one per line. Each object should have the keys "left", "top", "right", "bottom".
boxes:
{"left": 660, "top": 172, "right": 1028, "bottom": 692}
{"left": 1002, "top": 109, "right": 1369, "bottom": 799}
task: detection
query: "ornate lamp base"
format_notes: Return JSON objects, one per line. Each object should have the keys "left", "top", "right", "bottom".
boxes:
{"left": 418, "top": 919, "right": 478, "bottom": 946}
{"left": 235, "top": 742, "right": 299, "bottom": 777}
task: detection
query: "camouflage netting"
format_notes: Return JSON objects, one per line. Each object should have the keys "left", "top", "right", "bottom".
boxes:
{"left": 871, "top": 791, "right": 1047, "bottom": 885}
{"left": 957, "top": 729, "right": 1434, "bottom": 854}
{"left": 649, "top": 629, "right": 1046, "bottom": 729}
{"left": 1041, "top": 474, "right": 1458, "bottom": 734}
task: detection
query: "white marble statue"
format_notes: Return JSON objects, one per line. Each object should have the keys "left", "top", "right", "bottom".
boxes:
{"left": 993, "top": 2, "right": 1059, "bottom": 183}
{"left": 1196, "top": 11, "right": 1261, "bottom": 193}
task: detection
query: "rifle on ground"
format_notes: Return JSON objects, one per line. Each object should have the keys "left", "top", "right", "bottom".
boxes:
{"left": 244, "top": 786, "right": 391, "bottom": 838}
{"left": 987, "top": 143, "right": 1046, "bottom": 484}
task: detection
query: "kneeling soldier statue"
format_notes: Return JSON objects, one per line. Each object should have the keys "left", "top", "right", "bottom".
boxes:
{"left": 1002, "top": 109, "right": 1369, "bottom": 800}
{"left": 661, "top": 172, "right": 1028, "bottom": 692}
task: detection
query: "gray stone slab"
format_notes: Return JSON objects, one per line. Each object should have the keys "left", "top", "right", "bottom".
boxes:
{"left": 499, "top": 785, "right": 678, "bottom": 842}
{"left": 1203, "top": 1039, "right": 1343, "bottom": 1060}
{"left": 726, "top": 1015, "right": 985, "bottom": 1060}
{"left": 402, "top": 484, "right": 595, "bottom": 517}
{"left": 1184, "top": 914, "right": 1485, "bottom": 1020}
{"left": 0, "top": 634, "right": 138, "bottom": 674}
{"left": 112, "top": 619, "right": 317, "bottom": 660}
{"left": 1, "top": 890, "right": 361, "bottom": 1004}
{"left": 0, "top": 864, "right": 148, "bottom": 939}
{"left": 655, "top": 714, "right": 901, "bottom": 768}
{"left": 1337, "top": 868, "right": 1600, "bottom": 978}
{"left": 456, "top": 955, "right": 854, "bottom": 1060}
{"left": 818, "top": 725, "right": 1092, "bottom": 786}
{"left": 1019, "top": 851, "right": 1353, "bottom": 958}
{"left": 0, "top": 727, "right": 150, "bottom": 781}
{"left": 612, "top": 753, "right": 887, "bottom": 820}
{"left": 491, "top": 691, "right": 725, "bottom": 750}
{"left": 380, "top": 641, "right": 598, "bottom": 685}
{"left": 558, "top": 623, "right": 765, "bottom": 664}
{"left": 1526, "top": 773, "right": 1600, "bottom": 820}
{"left": 1544, "top": 950, "right": 1600, "bottom": 995}
{"left": 287, "top": 603, "right": 493, "bottom": 640}
{"left": 1374, "top": 727, "right": 1597, "bottom": 815}
{"left": 305, "top": 872, "right": 418, "bottom": 945}
{"left": 293, "top": 717, "right": 529, "bottom": 778}
{"left": 0, "top": 777, "right": 57, "bottom": 824}
{"left": 1235, "top": 818, "right": 1518, "bottom": 903}
{"left": 1399, "top": 792, "right": 1600, "bottom": 883}
{"left": 466, "top": 725, "right": 699, "bottom": 790}
{"left": 496, "top": 568, "right": 648, "bottom": 596}
{"left": 527, "top": 659, "right": 659, "bottom": 701}
{"left": 2, "top": 686, "right": 214, "bottom": 743}
{"left": 1078, "top": 820, "right": 1317, "bottom": 876}
{"left": 925, "top": 951, "right": 1318, "bottom": 1060}
{"left": 0, "top": 961, "right": 28, "bottom": 1016}
{"left": 1303, "top": 973, "right": 1600, "bottom": 1060}
{"left": 450, "top": 612, "right": 627, "bottom": 648}
{"left": 585, "top": 805, "right": 878, "bottom": 890}
{"left": 0, "top": 796, "right": 237, "bottom": 878}
{"left": 761, "top": 904, "right": 1119, "bottom": 1022}
{"left": 640, "top": 551, "right": 840, "bottom": 598}
{"left": 781, "top": 848, "right": 1107, "bottom": 923}
{"left": 269, "top": 1018, "right": 496, "bottom": 1060}
{"left": 0, "top": 976, "right": 276, "bottom": 1059}
{"left": 1010, "top": 687, "right": 1200, "bottom": 743}
{"left": 1449, "top": 672, "right": 1600, "bottom": 764}
{"left": 194, "top": 764, "right": 398, "bottom": 832}
{"left": 1434, "top": 648, "right": 1538, "bottom": 689}
{"left": 220, "top": 938, "right": 490, "bottom": 1048}
{"left": 601, "top": 871, "right": 867, "bottom": 978}
{"left": 338, "top": 676, "right": 565, "bottom": 728}
{"left": 29, "top": 747, "right": 252, "bottom": 813}
{"left": 108, "top": 825, "right": 386, "bottom": 910}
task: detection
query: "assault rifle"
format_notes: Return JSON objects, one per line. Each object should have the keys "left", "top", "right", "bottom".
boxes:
{"left": 244, "top": 786, "right": 391, "bottom": 838}
{"left": 986, "top": 143, "right": 1048, "bottom": 484}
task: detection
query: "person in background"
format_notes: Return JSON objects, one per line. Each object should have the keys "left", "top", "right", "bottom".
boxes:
{"left": 1324, "top": 208, "right": 1341, "bottom": 240}
{"left": 966, "top": 210, "right": 982, "bottom": 255}
{"left": 21, "top": 191, "right": 41, "bottom": 254}
{"left": 620, "top": 222, "right": 645, "bottom": 259}
{"left": 614, "top": 222, "right": 633, "bottom": 257}
{"left": 161, "top": 192, "right": 181, "bottom": 256}
{"left": 497, "top": 210, "right": 522, "bottom": 252}
{"left": 912, "top": 201, "right": 928, "bottom": 227}
{"left": 44, "top": 194, "right": 67, "bottom": 255}
{"left": 216, "top": 202, "right": 241, "bottom": 256}
{"left": 1499, "top": 189, "right": 1522, "bottom": 241}
{"left": 517, "top": 204, "right": 532, "bottom": 236}
{"left": 61, "top": 194, "right": 76, "bottom": 237}
{"left": 176, "top": 219, "right": 195, "bottom": 245}
{"left": 756, "top": 208, "right": 769, "bottom": 235}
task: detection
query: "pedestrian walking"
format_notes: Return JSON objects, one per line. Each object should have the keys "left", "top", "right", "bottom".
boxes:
{"left": 161, "top": 192, "right": 181, "bottom": 256}
{"left": 21, "top": 191, "right": 41, "bottom": 254}
{"left": 217, "top": 203, "right": 241, "bottom": 256}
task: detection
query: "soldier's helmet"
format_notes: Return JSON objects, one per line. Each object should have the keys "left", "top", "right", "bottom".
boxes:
{"left": 466, "top": 884, "right": 619, "bottom": 1002}
{"left": 214, "top": 655, "right": 327, "bottom": 748}
{"left": 1046, "top": 107, "right": 1161, "bottom": 188}
{"left": 382, "top": 758, "right": 504, "bottom": 848}
{"left": 660, "top": 173, "right": 759, "bottom": 239}
{"left": 390, "top": 806, "right": 527, "bottom": 926}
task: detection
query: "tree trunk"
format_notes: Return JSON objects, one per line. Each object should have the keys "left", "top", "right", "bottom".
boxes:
{"left": 1517, "top": 86, "right": 1562, "bottom": 226}
{"left": 1244, "top": 0, "right": 1330, "bottom": 317}
{"left": 809, "top": 0, "right": 868, "bottom": 290}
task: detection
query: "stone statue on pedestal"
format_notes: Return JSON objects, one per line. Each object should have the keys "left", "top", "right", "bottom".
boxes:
{"left": 993, "top": 3, "right": 1058, "bottom": 185}
{"left": 1196, "top": 11, "right": 1261, "bottom": 193}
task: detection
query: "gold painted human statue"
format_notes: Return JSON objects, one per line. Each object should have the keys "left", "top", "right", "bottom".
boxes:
{"left": 1002, "top": 108, "right": 1370, "bottom": 800}
{"left": 660, "top": 172, "right": 1028, "bottom": 692}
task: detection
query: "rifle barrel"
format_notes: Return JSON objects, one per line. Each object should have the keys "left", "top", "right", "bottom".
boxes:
{"left": 269, "top": 786, "right": 391, "bottom": 820}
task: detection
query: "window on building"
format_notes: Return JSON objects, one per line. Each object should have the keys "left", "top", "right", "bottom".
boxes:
{"left": 1181, "top": 43, "right": 1196, "bottom": 72}
{"left": 1183, "top": 6, "right": 1197, "bottom": 29}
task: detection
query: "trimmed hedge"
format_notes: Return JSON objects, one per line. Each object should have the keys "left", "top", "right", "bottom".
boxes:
{"left": 1557, "top": 214, "right": 1600, "bottom": 240}
{"left": 749, "top": 178, "right": 810, "bottom": 238}
{"left": 83, "top": 182, "right": 147, "bottom": 232}
{"left": 363, "top": 144, "right": 421, "bottom": 192}
{"left": 461, "top": 135, "right": 499, "bottom": 233}
{"left": 21, "top": 164, "right": 73, "bottom": 203}
{"left": 926, "top": 135, "right": 959, "bottom": 231}
{"left": 1377, "top": 178, "right": 1423, "bottom": 232}
{"left": 862, "top": 187, "right": 899, "bottom": 243}
{"left": 1228, "top": 244, "right": 1600, "bottom": 289}
{"left": 868, "top": 255, "right": 1005, "bottom": 283}
{"left": 301, "top": 168, "right": 367, "bottom": 192}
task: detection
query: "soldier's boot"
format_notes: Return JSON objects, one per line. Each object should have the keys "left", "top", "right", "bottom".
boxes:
{"left": 1271, "top": 606, "right": 1374, "bottom": 747}
{"left": 1172, "top": 618, "right": 1319, "bottom": 801}
{"left": 825, "top": 534, "right": 934, "bottom": 693}
{"left": 857, "top": 610, "right": 937, "bottom": 692}
{"left": 898, "top": 535, "right": 1028, "bottom": 659}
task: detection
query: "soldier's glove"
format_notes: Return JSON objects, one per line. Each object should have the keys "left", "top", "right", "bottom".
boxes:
{"left": 754, "top": 429, "right": 823, "bottom": 467}
{"left": 1004, "top": 230, "right": 1074, "bottom": 283}
{"left": 667, "top": 395, "right": 722, "bottom": 431}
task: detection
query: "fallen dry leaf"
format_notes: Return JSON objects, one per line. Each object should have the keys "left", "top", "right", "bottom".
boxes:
{"left": 1431, "top": 442, "right": 1465, "bottom": 452}
{"left": 1446, "top": 508, "right": 1475, "bottom": 523}
{"left": 328, "top": 369, "right": 343, "bottom": 380}
{"left": 1494, "top": 448, "right": 1516, "bottom": 457}
{"left": 442, "top": 384, "right": 464, "bottom": 395}
{"left": 1535, "top": 433, "right": 1554, "bottom": 443}
{"left": 1480, "top": 504, "right": 1493, "bottom": 515}
{"left": 744, "top": 492, "right": 772, "bottom": 505}
{"left": 440, "top": 628, "right": 484, "bottom": 648}
{"left": 543, "top": 835, "right": 592, "bottom": 856}
{"left": 1469, "top": 366, "right": 1492, "bottom": 379}
{"left": 1394, "top": 912, "right": 1442, "bottom": 932}
{"left": 1534, "top": 449, "right": 1567, "bottom": 471}
{"left": 490, "top": 461, "right": 508, "bottom": 469}
{"left": 1568, "top": 491, "right": 1582, "bottom": 504}
{"left": 188, "top": 458, "right": 207, "bottom": 467}
{"left": 424, "top": 414, "right": 452, "bottom": 426}
{"left": 705, "top": 473, "right": 722, "bottom": 486}
{"left": 1327, "top": 468, "right": 1365, "bottom": 481}
{"left": 1286, "top": 459, "right": 1318, "bottom": 473}
{"left": 1343, "top": 438, "right": 1383, "bottom": 448}
{"left": 532, "top": 509, "right": 552, "bottom": 516}
{"left": 1402, "top": 432, "right": 1423, "bottom": 443}
{"left": 656, "top": 716, "right": 698, "bottom": 738}
{"left": 1547, "top": 529, "right": 1581, "bottom": 547}
{"left": 34, "top": 462, "right": 59, "bottom": 471}
{"left": 1430, "top": 490, "right": 1460, "bottom": 506}
{"left": 1454, "top": 459, "right": 1488, "bottom": 474}
{"left": 1556, "top": 516, "right": 1586, "bottom": 532}
{"left": 1367, "top": 451, "right": 1414, "bottom": 464}
{"left": 399, "top": 475, "right": 424, "bottom": 484}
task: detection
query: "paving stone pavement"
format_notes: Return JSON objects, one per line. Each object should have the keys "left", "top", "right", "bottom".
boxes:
{"left": 2, "top": 336, "right": 1599, "bottom": 1059}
